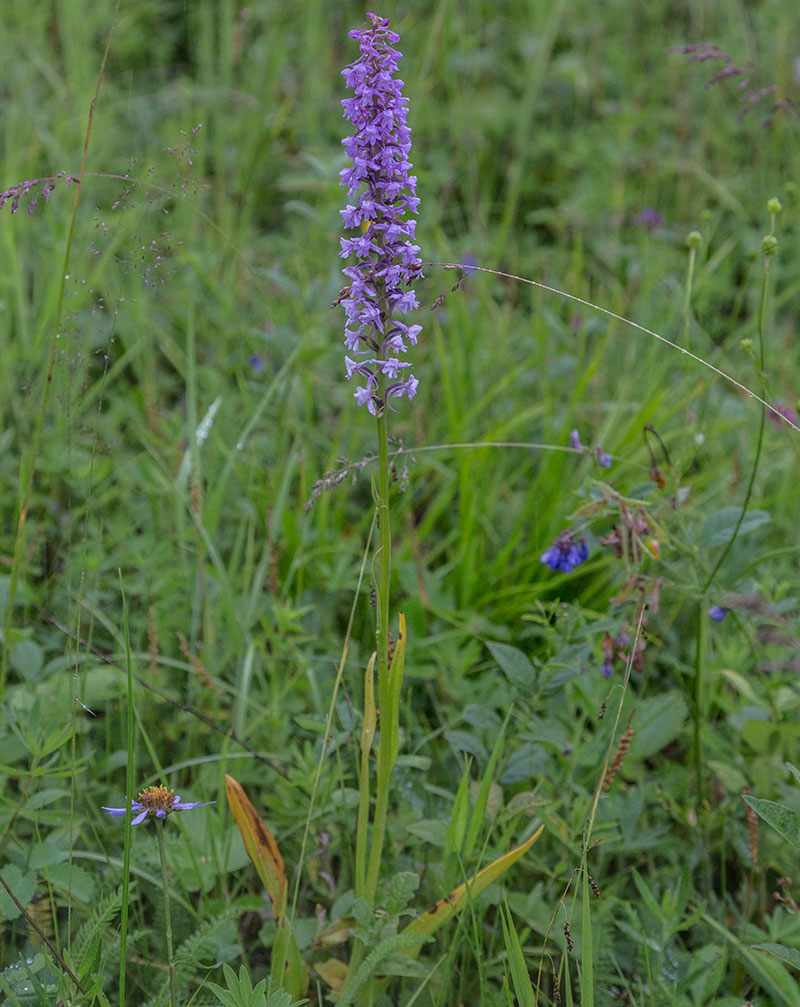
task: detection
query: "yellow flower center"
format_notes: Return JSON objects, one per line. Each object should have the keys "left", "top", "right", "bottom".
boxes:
{"left": 136, "top": 785, "right": 176, "bottom": 813}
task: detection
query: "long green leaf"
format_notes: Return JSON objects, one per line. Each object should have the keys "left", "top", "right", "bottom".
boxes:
{"left": 402, "top": 825, "right": 544, "bottom": 948}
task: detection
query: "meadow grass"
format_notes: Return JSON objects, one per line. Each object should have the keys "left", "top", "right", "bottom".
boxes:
{"left": 1, "top": 1, "right": 800, "bottom": 1004}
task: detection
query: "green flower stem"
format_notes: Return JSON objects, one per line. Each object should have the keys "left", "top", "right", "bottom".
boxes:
{"left": 693, "top": 599, "right": 708, "bottom": 804}
{"left": 155, "top": 819, "right": 177, "bottom": 1007}
{"left": 693, "top": 226, "right": 775, "bottom": 811}
{"left": 347, "top": 386, "right": 395, "bottom": 999}
{"left": 365, "top": 392, "right": 393, "bottom": 908}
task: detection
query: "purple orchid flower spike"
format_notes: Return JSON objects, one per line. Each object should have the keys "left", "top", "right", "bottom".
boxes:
{"left": 103, "top": 784, "right": 215, "bottom": 826}
{"left": 338, "top": 13, "right": 423, "bottom": 416}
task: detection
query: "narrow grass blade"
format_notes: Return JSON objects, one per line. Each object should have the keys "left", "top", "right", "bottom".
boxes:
{"left": 403, "top": 825, "right": 544, "bottom": 946}
{"left": 580, "top": 869, "right": 594, "bottom": 1007}
{"left": 355, "top": 651, "right": 377, "bottom": 898}
{"left": 500, "top": 900, "right": 536, "bottom": 1007}
{"left": 443, "top": 764, "right": 471, "bottom": 888}
{"left": 387, "top": 612, "right": 406, "bottom": 765}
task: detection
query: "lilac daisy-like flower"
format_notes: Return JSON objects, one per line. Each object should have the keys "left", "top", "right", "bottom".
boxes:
{"left": 103, "top": 784, "right": 215, "bottom": 826}
{"left": 339, "top": 13, "right": 423, "bottom": 416}
{"left": 540, "top": 531, "right": 590, "bottom": 573}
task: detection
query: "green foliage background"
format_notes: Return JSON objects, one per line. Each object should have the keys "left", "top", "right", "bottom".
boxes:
{"left": 1, "top": 1, "right": 800, "bottom": 1004}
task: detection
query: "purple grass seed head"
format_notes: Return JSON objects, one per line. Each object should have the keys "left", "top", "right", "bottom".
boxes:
{"left": 339, "top": 13, "right": 423, "bottom": 415}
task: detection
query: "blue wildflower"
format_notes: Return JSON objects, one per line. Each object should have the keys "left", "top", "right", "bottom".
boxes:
{"left": 540, "top": 531, "right": 590, "bottom": 573}
{"left": 103, "top": 785, "right": 215, "bottom": 826}
{"left": 569, "top": 429, "right": 583, "bottom": 451}
{"left": 596, "top": 446, "right": 613, "bottom": 468}
{"left": 461, "top": 255, "right": 477, "bottom": 275}
{"left": 634, "top": 207, "right": 662, "bottom": 231}
{"left": 339, "top": 14, "right": 423, "bottom": 415}
{"left": 708, "top": 605, "right": 728, "bottom": 623}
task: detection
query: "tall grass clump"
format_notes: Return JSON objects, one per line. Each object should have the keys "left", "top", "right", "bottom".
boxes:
{"left": 1, "top": 2, "right": 800, "bottom": 1006}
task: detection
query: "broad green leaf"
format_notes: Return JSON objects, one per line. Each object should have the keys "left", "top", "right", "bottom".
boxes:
{"left": 266, "top": 992, "right": 295, "bottom": 1007}
{"left": 462, "top": 703, "right": 503, "bottom": 732}
{"left": 743, "top": 795, "right": 800, "bottom": 849}
{"left": 0, "top": 865, "right": 37, "bottom": 921}
{"left": 10, "top": 640, "right": 44, "bottom": 682}
{"left": 386, "top": 872, "right": 420, "bottom": 916}
{"left": 754, "top": 943, "right": 800, "bottom": 970}
{"left": 500, "top": 742, "right": 548, "bottom": 785}
{"left": 689, "top": 943, "right": 727, "bottom": 1004}
{"left": 445, "top": 730, "right": 488, "bottom": 765}
{"left": 627, "top": 691, "right": 687, "bottom": 761}
{"left": 699, "top": 506, "right": 771, "bottom": 547}
{"left": 405, "top": 819, "right": 448, "bottom": 847}
{"left": 487, "top": 641, "right": 535, "bottom": 690}
{"left": 314, "top": 958, "right": 347, "bottom": 993}
{"left": 49, "top": 863, "right": 96, "bottom": 903}
{"left": 742, "top": 720, "right": 800, "bottom": 757}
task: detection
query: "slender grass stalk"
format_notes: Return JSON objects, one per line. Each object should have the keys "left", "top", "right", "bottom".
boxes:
{"left": 701, "top": 262, "right": 772, "bottom": 595}
{"left": 683, "top": 230, "right": 703, "bottom": 350}
{"left": 118, "top": 574, "right": 136, "bottom": 1007}
{"left": 579, "top": 870, "right": 594, "bottom": 1007}
{"left": 155, "top": 819, "right": 177, "bottom": 1007}
{"left": 693, "top": 599, "right": 708, "bottom": 805}
{"left": 693, "top": 205, "right": 779, "bottom": 809}
{"left": 355, "top": 652, "right": 377, "bottom": 899}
